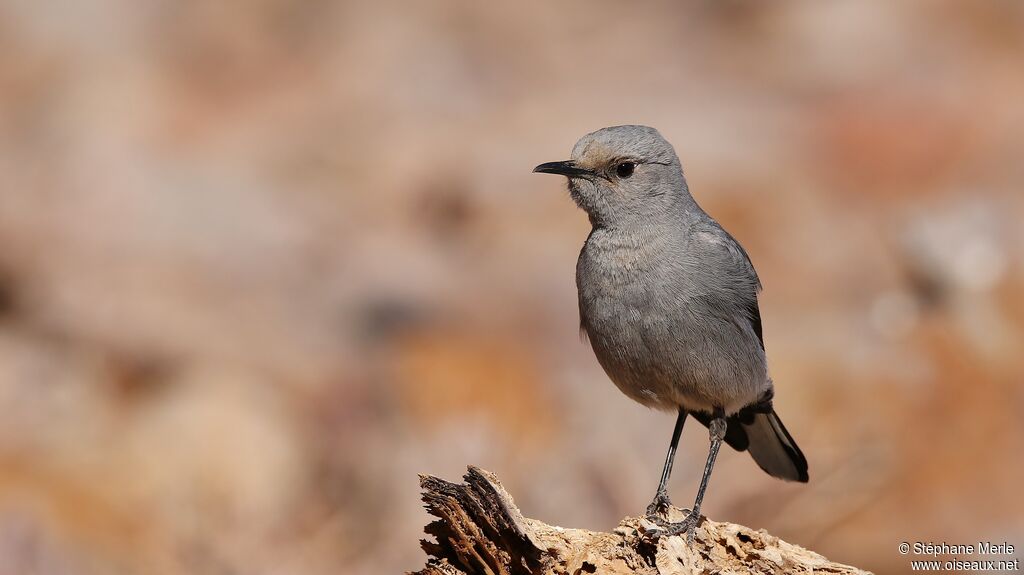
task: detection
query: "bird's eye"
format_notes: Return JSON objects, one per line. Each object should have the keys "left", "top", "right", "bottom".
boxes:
{"left": 615, "top": 162, "right": 635, "bottom": 178}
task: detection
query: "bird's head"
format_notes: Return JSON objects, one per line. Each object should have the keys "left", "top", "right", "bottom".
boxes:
{"left": 533, "top": 125, "right": 690, "bottom": 228}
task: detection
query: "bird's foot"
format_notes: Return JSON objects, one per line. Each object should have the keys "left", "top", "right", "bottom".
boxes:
{"left": 644, "top": 490, "right": 672, "bottom": 519}
{"left": 646, "top": 508, "right": 703, "bottom": 544}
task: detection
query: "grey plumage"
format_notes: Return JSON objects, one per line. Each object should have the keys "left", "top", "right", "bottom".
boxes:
{"left": 535, "top": 125, "right": 807, "bottom": 537}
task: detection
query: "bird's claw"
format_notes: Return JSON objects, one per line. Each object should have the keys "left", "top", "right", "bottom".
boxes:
{"left": 644, "top": 491, "right": 672, "bottom": 519}
{"left": 645, "top": 509, "right": 703, "bottom": 544}
{"left": 664, "top": 509, "right": 703, "bottom": 543}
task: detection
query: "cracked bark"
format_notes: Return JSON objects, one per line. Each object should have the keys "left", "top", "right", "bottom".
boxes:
{"left": 414, "top": 466, "right": 871, "bottom": 575}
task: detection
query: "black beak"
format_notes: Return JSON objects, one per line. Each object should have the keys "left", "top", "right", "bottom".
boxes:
{"left": 533, "top": 161, "right": 593, "bottom": 178}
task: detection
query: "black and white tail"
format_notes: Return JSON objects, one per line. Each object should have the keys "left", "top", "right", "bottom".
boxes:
{"left": 691, "top": 407, "right": 809, "bottom": 482}
{"left": 741, "top": 410, "right": 809, "bottom": 482}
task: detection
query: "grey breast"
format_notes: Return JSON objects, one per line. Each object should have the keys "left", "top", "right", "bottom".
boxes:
{"left": 576, "top": 223, "right": 768, "bottom": 415}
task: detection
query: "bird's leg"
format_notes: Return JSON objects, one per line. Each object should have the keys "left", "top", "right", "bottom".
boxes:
{"left": 666, "top": 409, "right": 727, "bottom": 543}
{"left": 645, "top": 408, "right": 687, "bottom": 519}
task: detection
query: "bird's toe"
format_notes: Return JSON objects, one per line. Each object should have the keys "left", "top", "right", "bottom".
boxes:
{"left": 644, "top": 491, "right": 672, "bottom": 519}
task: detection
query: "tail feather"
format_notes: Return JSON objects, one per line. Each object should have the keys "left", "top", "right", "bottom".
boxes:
{"left": 741, "top": 410, "right": 809, "bottom": 482}
{"left": 692, "top": 408, "right": 809, "bottom": 482}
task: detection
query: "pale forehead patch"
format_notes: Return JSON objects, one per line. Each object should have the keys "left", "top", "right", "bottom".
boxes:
{"left": 570, "top": 125, "right": 677, "bottom": 167}
{"left": 571, "top": 141, "right": 618, "bottom": 170}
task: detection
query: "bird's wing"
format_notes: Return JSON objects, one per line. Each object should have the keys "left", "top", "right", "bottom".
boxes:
{"left": 692, "top": 221, "right": 765, "bottom": 350}
{"left": 722, "top": 228, "right": 764, "bottom": 350}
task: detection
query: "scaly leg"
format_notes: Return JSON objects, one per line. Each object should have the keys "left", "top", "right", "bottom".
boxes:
{"left": 665, "top": 410, "right": 727, "bottom": 543}
{"left": 645, "top": 408, "right": 687, "bottom": 518}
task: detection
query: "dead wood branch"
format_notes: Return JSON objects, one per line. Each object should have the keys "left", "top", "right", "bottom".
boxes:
{"left": 414, "top": 466, "right": 870, "bottom": 575}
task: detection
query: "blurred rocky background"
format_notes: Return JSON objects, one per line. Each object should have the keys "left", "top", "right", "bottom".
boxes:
{"left": 0, "top": 1, "right": 1022, "bottom": 574}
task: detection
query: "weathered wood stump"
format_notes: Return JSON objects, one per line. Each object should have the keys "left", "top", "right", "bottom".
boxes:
{"left": 414, "top": 466, "right": 870, "bottom": 575}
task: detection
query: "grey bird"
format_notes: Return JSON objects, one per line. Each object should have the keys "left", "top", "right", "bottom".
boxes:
{"left": 534, "top": 125, "right": 808, "bottom": 541}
